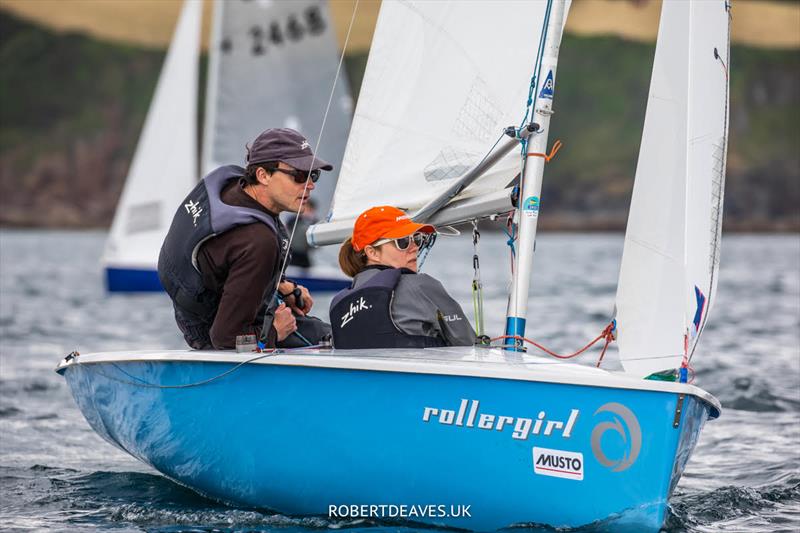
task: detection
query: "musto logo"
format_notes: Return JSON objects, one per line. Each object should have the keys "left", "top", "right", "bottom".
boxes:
{"left": 590, "top": 402, "right": 641, "bottom": 472}
{"left": 533, "top": 447, "right": 584, "bottom": 480}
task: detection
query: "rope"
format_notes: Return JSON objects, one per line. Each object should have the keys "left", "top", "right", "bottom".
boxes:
{"left": 680, "top": 333, "right": 691, "bottom": 383}
{"left": 278, "top": 0, "right": 360, "bottom": 280}
{"left": 470, "top": 220, "right": 485, "bottom": 337}
{"left": 104, "top": 351, "right": 278, "bottom": 389}
{"left": 527, "top": 139, "right": 563, "bottom": 162}
{"left": 504, "top": 214, "right": 517, "bottom": 275}
{"left": 491, "top": 322, "right": 616, "bottom": 367}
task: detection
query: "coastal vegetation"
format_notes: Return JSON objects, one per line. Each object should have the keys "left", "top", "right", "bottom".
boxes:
{"left": 0, "top": 10, "right": 797, "bottom": 231}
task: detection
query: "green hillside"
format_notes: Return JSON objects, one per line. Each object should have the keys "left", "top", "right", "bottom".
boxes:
{"left": 0, "top": 11, "right": 797, "bottom": 230}
{"left": 544, "top": 34, "right": 800, "bottom": 230}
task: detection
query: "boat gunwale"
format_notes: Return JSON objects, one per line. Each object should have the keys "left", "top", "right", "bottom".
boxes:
{"left": 56, "top": 347, "right": 722, "bottom": 418}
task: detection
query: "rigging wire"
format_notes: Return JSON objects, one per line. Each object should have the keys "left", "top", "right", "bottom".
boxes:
{"left": 517, "top": 0, "right": 554, "bottom": 130}
{"left": 278, "top": 0, "right": 361, "bottom": 281}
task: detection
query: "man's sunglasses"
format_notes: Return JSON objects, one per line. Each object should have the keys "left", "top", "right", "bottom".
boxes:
{"left": 269, "top": 166, "right": 321, "bottom": 184}
{"left": 373, "top": 232, "right": 431, "bottom": 251}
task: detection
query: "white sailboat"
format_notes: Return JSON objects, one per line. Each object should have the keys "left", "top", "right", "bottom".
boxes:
{"left": 61, "top": 1, "right": 731, "bottom": 530}
{"left": 103, "top": 0, "right": 352, "bottom": 292}
{"left": 102, "top": 0, "right": 200, "bottom": 292}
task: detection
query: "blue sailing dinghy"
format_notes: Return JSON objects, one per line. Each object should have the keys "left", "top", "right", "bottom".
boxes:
{"left": 60, "top": 0, "right": 731, "bottom": 530}
{"left": 57, "top": 348, "right": 719, "bottom": 531}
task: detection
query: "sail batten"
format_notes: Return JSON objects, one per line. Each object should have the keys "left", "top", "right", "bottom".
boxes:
{"left": 614, "top": 0, "right": 731, "bottom": 377}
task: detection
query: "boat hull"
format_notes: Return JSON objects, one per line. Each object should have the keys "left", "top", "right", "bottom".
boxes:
{"left": 105, "top": 267, "right": 349, "bottom": 293}
{"left": 60, "top": 352, "right": 715, "bottom": 531}
{"left": 105, "top": 267, "right": 164, "bottom": 292}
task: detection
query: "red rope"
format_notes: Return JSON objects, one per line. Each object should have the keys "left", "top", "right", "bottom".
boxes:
{"left": 527, "top": 139, "right": 563, "bottom": 162}
{"left": 491, "top": 322, "right": 616, "bottom": 367}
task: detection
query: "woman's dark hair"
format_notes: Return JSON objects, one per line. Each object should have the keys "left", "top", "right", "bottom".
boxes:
{"left": 244, "top": 162, "right": 279, "bottom": 184}
{"left": 339, "top": 238, "right": 369, "bottom": 277}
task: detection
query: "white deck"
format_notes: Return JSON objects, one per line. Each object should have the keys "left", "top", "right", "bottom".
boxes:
{"left": 57, "top": 346, "right": 721, "bottom": 418}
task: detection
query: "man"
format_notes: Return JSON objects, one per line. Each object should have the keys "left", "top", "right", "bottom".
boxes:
{"left": 158, "top": 128, "right": 331, "bottom": 349}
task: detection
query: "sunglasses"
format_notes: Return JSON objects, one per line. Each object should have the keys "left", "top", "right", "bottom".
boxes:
{"left": 271, "top": 166, "right": 321, "bottom": 184}
{"left": 373, "top": 232, "right": 430, "bottom": 251}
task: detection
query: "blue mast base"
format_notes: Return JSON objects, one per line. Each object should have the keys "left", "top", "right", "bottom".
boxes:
{"left": 504, "top": 317, "right": 527, "bottom": 352}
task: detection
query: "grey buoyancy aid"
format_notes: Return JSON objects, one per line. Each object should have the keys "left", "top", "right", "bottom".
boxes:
{"left": 158, "top": 165, "right": 289, "bottom": 349}
{"left": 330, "top": 268, "right": 446, "bottom": 350}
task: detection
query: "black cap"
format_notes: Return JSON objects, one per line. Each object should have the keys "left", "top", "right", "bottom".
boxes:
{"left": 246, "top": 128, "right": 333, "bottom": 172}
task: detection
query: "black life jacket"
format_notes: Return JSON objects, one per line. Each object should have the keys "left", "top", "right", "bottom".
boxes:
{"left": 157, "top": 165, "right": 289, "bottom": 349}
{"left": 329, "top": 268, "right": 446, "bottom": 350}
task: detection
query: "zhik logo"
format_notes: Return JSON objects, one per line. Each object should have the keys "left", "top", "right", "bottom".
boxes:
{"left": 340, "top": 297, "right": 370, "bottom": 328}
{"left": 184, "top": 199, "right": 203, "bottom": 227}
{"left": 590, "top": 402, "right": 641, "bottom": 472}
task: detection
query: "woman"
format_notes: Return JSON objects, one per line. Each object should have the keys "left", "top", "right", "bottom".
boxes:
{"left": 330, "top": 205, "right": 476, "bottom": 349}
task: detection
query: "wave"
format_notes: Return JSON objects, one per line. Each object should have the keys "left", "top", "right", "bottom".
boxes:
{"left": 667, "top": 477, "right": 800, "bottom": 532}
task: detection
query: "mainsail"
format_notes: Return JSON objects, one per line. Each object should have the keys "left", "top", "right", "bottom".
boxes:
{"left": 614, "top": 0, "right": 731, "bottom": 377}
{"left": 102, "top": 0, "right": 200, "bottom": 273}
{"left": 309, "top": 0, "right": 563, "bottom": 246}
{"left": 203, "top": 0, "right": 353, "bottom": 216}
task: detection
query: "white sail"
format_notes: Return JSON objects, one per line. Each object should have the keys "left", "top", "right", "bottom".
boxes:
{"left": 614, "top": 0, "right": 731, "bottom": 377}
{"left": 202, "top": 0, "right": 353, "bottom": 217}
{"left": 102, "top": 0, "right": 201, "bottom": 272}
{"left": 310, "top": 0, "right": 557, "bottom": 245}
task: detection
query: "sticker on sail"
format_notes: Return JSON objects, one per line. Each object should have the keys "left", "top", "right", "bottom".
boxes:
{"left": 523, "top": 196, "right": 540, "bottom": 218}
{"left": 690, "top": 286, "right": 706, "bottom": 340}
{"left": 533, "top": 447, "right": 584, "bottom": 480}
{"left": 539, "top": 70, "right": 555, "bottom": 99}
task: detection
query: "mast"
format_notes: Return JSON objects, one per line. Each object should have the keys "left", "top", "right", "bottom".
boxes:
{"left": 504, "top": 0, "right": 569, "bottom": 350}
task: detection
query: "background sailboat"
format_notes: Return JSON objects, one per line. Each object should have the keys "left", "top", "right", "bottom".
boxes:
{"left": 103, "top": 0, "right": 352, "bottom": 292}
{"left": 60, "top": 1, "right": 730, "bottom": 530}
{"left": 102, "top": 0, "right": 200, "bottom": 292}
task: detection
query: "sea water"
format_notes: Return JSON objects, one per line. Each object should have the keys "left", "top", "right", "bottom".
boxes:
{"left": 1, "top": 230, "right": 798, "bottom": 532}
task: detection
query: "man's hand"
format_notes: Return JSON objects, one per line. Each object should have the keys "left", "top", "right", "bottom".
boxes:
{"left": 273, "top": 303, "right": 297, "bottom": 341}
{"left": 279, "top": 281, "right": 314, "bottom": 316}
